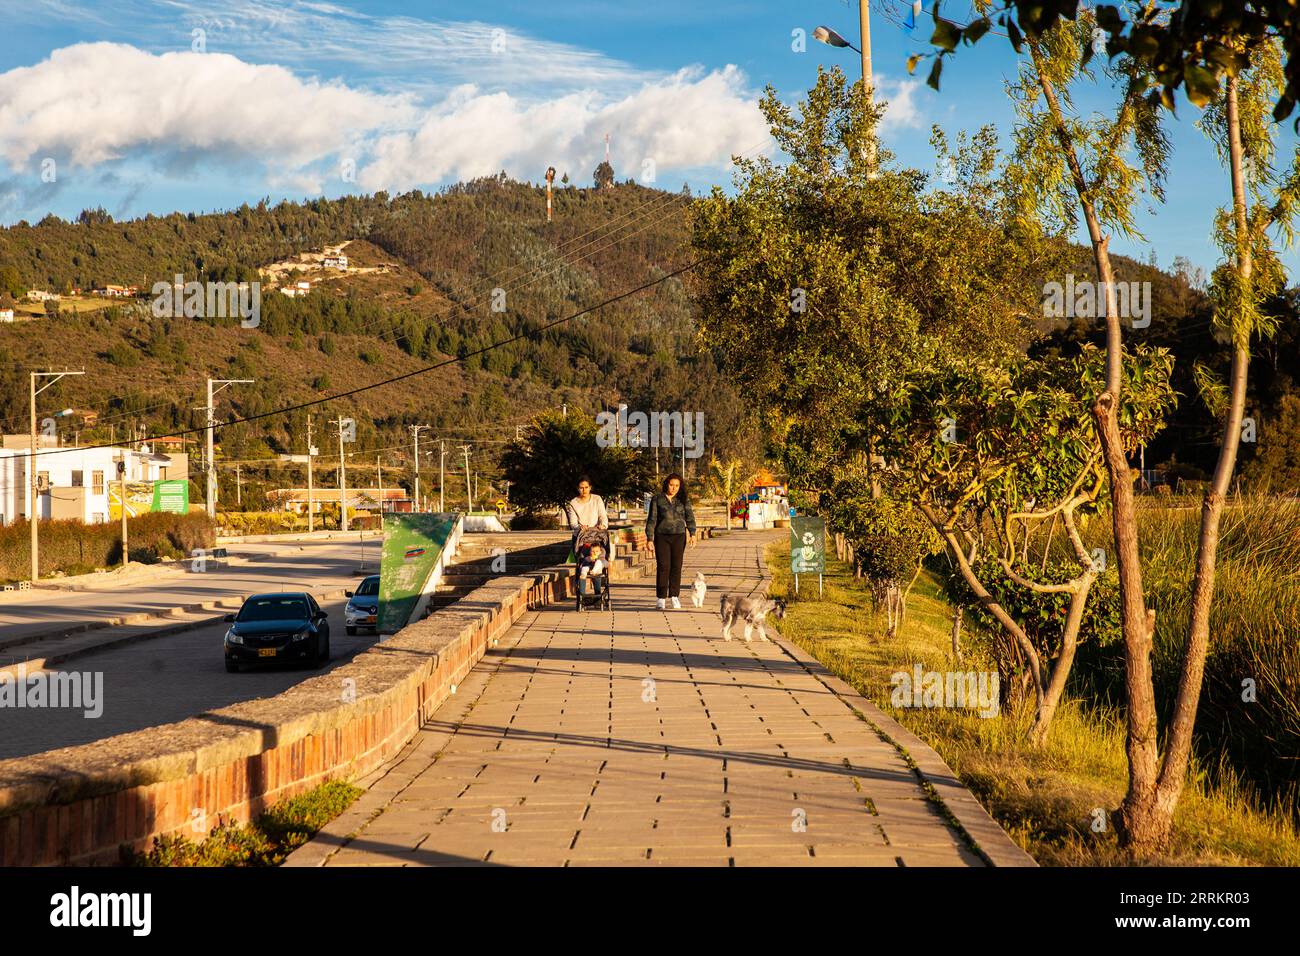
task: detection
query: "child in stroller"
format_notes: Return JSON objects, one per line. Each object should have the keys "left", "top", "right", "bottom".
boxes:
{"left": 574, "top": 527, "right": 613, "bottom": 610}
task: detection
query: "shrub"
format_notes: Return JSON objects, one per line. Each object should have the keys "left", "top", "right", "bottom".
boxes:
{"left": 126, "top": 780, "right": 362, "bottom": 867}
{"left": 0, "top": 512, "right": 215, "bottom": 581}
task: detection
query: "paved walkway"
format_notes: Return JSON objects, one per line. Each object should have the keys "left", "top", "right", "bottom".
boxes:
{"left": 291, "top": 532, "right": 1021, "bottom": 867}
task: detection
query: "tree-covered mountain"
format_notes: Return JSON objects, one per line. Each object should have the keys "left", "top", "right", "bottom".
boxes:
{"left": 0, "top": 176, "right": 758, "bottom": 508}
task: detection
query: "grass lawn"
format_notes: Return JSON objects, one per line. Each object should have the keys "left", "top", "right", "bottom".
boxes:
{"left": 765, "top": 541, "right": 1300, "bottom": 866}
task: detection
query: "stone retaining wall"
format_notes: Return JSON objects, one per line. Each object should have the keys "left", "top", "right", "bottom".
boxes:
{"left": 0, "top": 547, "right": 659, "bottom": 865}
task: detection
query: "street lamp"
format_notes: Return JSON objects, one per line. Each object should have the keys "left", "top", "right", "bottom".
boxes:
{"left": 813, "top": 1, "right": 872, "bottom": 95}
{"left": 28, "top": 370, "right": 85, "bottom": 581}
{"left": 813, "top": 25, "right": 859, "bottom": 53}
{"left": 205, "top": 378, "right": 253, "bottom": 518}
{"left": 813, "top": 6, "right": 876, "bottom": 170}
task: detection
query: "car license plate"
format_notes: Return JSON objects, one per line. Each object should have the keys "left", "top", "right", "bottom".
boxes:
{"left": 258, "top": 648, "right": 277, "bottom": 658}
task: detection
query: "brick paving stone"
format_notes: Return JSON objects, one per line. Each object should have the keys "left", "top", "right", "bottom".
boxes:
{"left": 301, "top": 531, "right": 1007, "bottom": 868}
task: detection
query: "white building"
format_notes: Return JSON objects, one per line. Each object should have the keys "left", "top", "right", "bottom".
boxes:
{"left": 0, "top": 309, "right": 13, "bottom": 323}
{"left": 323, "top": 255, "right": 348, "bottom": 270}
{"left": 0, "top": 439, "right": 188, "bottom": 526}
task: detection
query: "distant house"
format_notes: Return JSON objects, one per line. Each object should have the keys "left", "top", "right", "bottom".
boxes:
{"left": 323, "top": 255, "right": 348, "bottom": 270}
{"left": 0, "top": 310, "right": 13, "bottom": 323}
{"left": 98, "top": 285, "right": 137, "bottom": 298}
{"left": 279, "top": 280, "right": 312, "bottom": 298}
{"left": 26, "top": 290, "right": 59, "bottom": 302}
{"left": 267, "top": 487, "right": 405, "bottom": 513}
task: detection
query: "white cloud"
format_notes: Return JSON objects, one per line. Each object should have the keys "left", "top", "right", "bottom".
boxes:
{"left": 878, "top": 77, "right": 925, "bottom": 132}
{"left": 358, "top": 66, "right": 771, "bottom": 192}
{"left": 23, "top": 0, "right": 658, "bottom": 97}
{"left": 0, "top": 42, "right": 414, "bottom": 190}
{"left": 0, "top": 43, "right": 769, "bottom": 197}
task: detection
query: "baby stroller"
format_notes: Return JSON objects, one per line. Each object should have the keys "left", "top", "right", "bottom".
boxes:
{"left": 573, "top": 527, "right": 613, "bottom": 611}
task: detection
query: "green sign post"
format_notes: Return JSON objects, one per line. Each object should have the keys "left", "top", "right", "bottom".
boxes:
{"left": 790, "top": 515, "right": 825, "bottom": 596}
{"left": 378, "top": 513, "right": 462, "bottom": 634}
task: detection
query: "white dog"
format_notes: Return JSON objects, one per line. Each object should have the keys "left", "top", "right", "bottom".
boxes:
{"left": 690, "top": 572, "right": 708, "bottom": 608}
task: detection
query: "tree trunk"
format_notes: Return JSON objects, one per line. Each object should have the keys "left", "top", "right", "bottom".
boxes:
{"left": 951, "top": 605, "right": 963, "bottom": 663}
{"left": 1135, "top": 75, "right": 1254, "bottom": 854}
{"left": 1029, "top": 577, "right": 1093, "bottom": 746}
{"left": 1029, "top": 41, "right": 1160, "bottom": 850}
{"left": 920, "top": 504, "right": 1045, "bottom": 698}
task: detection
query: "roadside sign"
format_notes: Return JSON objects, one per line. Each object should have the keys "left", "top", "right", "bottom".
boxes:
{"left": 378, "top": 513, "right": 461, "bottom": 633}
{"left": 109, "top": 479, "right": 188, "bottom": 519}
{"left": 790, "top": 515, "right": 825, "bottom": 597}
{"left": 152, "top": 479, "right": 189, "bottom": 513}
{"left": 791, "top": 516, "right": 825, "bottom": 573}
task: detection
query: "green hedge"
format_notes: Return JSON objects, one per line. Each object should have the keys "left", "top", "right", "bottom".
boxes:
{"left": 0, "top": 512, "right": 215, "bottom": 582}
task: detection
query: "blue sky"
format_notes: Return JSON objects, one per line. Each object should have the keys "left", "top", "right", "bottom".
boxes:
{"left": 0, "top": 0, "right": 1295, "bottom": 276}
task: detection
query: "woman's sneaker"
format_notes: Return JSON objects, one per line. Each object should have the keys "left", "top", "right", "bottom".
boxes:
{"left": 656, "top": 598, "right": 666, "bottom": 610}
{"left": 671, "top": 596, "right": 681, "bottom": 609}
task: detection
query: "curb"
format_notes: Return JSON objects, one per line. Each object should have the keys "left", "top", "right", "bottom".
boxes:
{"left": 750, "top": 540, "right": 1037, "bottom": 868}
{"left": 0, "top": 546, "right": 313, "bottom": 600}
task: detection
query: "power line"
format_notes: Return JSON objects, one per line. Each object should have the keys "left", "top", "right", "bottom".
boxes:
{"left": 0, "top": 187, "right": 699, "bottom": 436}
{"left": 27, "top": 261, "right": 697, "bottom": 460}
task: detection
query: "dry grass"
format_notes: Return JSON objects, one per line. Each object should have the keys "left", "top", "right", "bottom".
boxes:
{"left": 765, "top": 541, "right": 1300, "bottom": 866}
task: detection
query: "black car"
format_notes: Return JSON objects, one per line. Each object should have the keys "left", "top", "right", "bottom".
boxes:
{"left": 224, "top": 592, "right": 331, "bottom": 672}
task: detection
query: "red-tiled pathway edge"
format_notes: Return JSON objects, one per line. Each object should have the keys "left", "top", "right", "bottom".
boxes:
{"left": 289, "top": 531, "right": 1035, "bottom": 867}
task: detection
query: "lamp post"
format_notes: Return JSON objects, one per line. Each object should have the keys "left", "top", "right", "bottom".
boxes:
{"left": 205, "top": 378, "right": 253, "bottom": 518}
{"left": 814, "top": 3, "right": 875, "bottom": 169}
{"left": 813, "top": 6, "right": 872, "bottom": 101}
{"left": 28, "top": 370, "right": 84, "bottom": 582}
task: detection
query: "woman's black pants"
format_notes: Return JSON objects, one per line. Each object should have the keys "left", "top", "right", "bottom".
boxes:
{"left": 654, "top": 532, "right": 687, "bottom": 598}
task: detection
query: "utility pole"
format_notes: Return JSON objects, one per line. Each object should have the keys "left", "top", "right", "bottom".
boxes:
{"left": 118, "top": 455, "right": 129, "bottom": 567}
{"left": 331, "top": 416, "right": 349, "bottom": 532}
{"left": 859, "top": 0, "right": 873, "bottom": 102}
{"left": 205, "top": 378, "right": 253, "bottom": 519}
{"left": 306, "top": 415, "right": 316, "bottom": 533}
{"left": 28, "top": 369, "right": 83, "bottom": 582}
{"left": 409, "top": 424, "right": 428, "bottom": 512}
{"left": 377, "top": 456, "right": 384, "bottom": 513}
{"left": 439, "top": 439, "right": 446, "bottom": 512}
{"left": 460, "top": 445, "right": 473, "bottom": 511}
{"left": 235, "top": 463, "right": 242, "bottom": 507}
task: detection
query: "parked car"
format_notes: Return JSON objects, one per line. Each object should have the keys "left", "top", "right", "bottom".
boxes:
{"left": 223, "top": 592, "right": 330, "bottom": 672}
{"left": 344, "top": 575, "right": 380, "bottom": 635}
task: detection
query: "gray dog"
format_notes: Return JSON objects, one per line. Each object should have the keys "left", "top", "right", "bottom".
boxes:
{"left": 720, "top": 594, "right": 787, "bottom": 642}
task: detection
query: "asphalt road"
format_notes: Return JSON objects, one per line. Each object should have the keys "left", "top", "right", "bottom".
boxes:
{"left": 0, "top": 536, "right": 381, "bottom": 646}
{"left": 0, "top": 595, "right": 382, "bottom": 760}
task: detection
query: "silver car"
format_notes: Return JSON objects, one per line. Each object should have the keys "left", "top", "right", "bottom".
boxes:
{"left": 344, "top": 574, "right": 380, "bottom": 635}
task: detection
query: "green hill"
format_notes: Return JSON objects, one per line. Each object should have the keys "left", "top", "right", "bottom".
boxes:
{"left": 0, "top": 177, "right": 757, "bottom": 508}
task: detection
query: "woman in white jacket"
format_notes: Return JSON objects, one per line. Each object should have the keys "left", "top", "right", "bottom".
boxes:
{"left": 566, "top": 476, "right": 608, "bottom": 542}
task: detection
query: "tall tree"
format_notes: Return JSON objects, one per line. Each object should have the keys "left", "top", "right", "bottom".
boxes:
{"left": 927, "top": 0, "right": 1300, "bottom": 853}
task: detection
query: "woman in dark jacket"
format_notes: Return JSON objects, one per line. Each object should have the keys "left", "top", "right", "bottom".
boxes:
{"left": 645, "top": 473, "right": 696, "bottom": 610}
